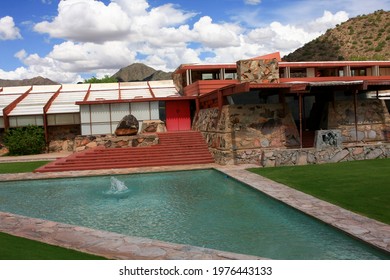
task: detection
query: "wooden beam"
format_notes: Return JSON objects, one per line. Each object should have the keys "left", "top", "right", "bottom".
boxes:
{"left": 298, "top": 93, "right": 303, "bottom": 149}
{"left": 353, "top": 90, "right": 359, "bottom": 143}
{"left": 43, "top": 85, "right": 62, "bottom": 142}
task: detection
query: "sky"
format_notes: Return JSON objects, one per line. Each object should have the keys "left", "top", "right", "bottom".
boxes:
{"left": 0, "top": 0, "right": 389, "bottom": 84}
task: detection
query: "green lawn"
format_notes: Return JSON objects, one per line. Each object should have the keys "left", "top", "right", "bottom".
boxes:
{"left": 248, "top": 158, "right": 390, "bottom": 225}
{"left": 0, "top": 160, "right": 106, "bottom": 259}
{"left": 0, "top": 232, "right": 106, "bottom": 260}
{"left": 0, "top": 161, "right": 49, "bottom": 174}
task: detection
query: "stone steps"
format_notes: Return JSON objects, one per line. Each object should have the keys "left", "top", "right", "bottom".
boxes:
{"left": 35, "top": 131, "right": 214, "bottom": 172}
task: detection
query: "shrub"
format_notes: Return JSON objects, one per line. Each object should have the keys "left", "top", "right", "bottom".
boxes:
{"left": 3, "top": 125, "right": 46, "bottom": 155}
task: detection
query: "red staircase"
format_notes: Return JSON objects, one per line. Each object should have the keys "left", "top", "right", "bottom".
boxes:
{"left": 35, "top": 131, "right": 214, "bottom": 172}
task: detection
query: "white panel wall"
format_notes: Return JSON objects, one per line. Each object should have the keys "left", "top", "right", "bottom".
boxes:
{"left": 9, "top": 116, "right": 44, "bottom": 127}
{"left": 47, "top": 113, "right": 81, "bottom": 125}
{"left": 80, "top": 105, "right": 91, "bottom": 135}
{"left": 131, "top": 102, "right": 150, "bottom": 120}
{"left": 90, "top": 104, "right": 110, "bottom": 135}
{"left": 150, "top": 101, "right": 159, "bottom": 120}
{"left": 79, "top": 102, "right": 161, "bottom": 135}
{"left": 111, "top": 103, "right": 130, "bottom": 134}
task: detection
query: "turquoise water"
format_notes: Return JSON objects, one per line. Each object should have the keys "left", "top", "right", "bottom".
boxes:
{"left": 0, "top": 169, "right": 388, "bottom": 260}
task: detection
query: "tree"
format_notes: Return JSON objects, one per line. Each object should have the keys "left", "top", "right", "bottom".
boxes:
{"left": 84, "top": 75, "right": 118, "bottom": 83}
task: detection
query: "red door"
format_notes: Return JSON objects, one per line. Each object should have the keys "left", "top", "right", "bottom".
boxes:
{"left": 166, "top": 100, "right": 191, "bottom": 131}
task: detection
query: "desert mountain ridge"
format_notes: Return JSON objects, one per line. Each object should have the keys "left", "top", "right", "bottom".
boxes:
{"left": 283, "top": 10, "right": 389, "bottom": 61}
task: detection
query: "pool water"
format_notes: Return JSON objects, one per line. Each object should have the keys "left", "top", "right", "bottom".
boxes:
{"left": 0, "top": 169, "right": 388, "bottom": 259}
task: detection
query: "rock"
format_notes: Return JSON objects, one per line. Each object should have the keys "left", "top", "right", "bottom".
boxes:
{"left": 141, "top": 120, "right": 167, "bottom": 133}
{"left": 365, "top": 148, "right": 383, "bottom": 159}
{"left": 115, "top": 115, "right": 139, "bottom": 136}
{"left": 368, "top": 130, "right": 377, "bottom": 139}
{"left": 330, "top": 150, "right": 349, "bottom": 163}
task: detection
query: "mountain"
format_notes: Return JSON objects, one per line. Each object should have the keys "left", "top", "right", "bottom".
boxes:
{"left": 283, "top": 10, "right": 389, "bottom": 61}
{"left": 0, "top": 76, "right": 59, "bottom": 87}
{"left": 111, "top": 63, "right": 172, "bottom": 82}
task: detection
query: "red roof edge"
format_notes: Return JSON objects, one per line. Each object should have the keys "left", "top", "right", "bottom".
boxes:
{"left": 250, "top": 52, "right": 281, "bottom": 62}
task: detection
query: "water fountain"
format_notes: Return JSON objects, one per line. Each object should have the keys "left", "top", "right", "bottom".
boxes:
{"left": 102, "top": 177, "right": 130, "bottom": 199}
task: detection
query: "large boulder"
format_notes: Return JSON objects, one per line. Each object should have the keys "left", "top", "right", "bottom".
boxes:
{"left": 115, "top": 115, "right": 139, "bottom": 136}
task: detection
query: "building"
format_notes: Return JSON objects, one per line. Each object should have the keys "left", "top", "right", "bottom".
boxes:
{"left": 1, "top": 53, "right": 390, "bottom": 165}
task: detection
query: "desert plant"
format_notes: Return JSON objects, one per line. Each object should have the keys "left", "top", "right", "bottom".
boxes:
{"left": 3, "top": 125, "right": 46, "bottom": 155}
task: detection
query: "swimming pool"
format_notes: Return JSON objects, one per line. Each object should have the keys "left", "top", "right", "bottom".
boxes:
{"left": 0, "top": 169, "right": 388, "bottom": 259}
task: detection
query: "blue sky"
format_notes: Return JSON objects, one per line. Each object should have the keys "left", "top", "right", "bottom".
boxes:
{"left": 0, "top": 0, "right": 389, "bottom": 83}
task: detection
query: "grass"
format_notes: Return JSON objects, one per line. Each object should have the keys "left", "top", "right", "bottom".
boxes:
{"left": 248, "top": 158, "right": 390, "bottom": 225}
{"left": 0, "top": 232, "right": 106, "bottom": 260}
{"left": 0, "top": 160, "right": 107, "bottom": 259}
{"left": 0, "top": 161, "right": 49, "bottom": 174}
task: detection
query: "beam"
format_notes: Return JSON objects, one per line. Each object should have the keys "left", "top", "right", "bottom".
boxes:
{"left": 298, "top": 93, "right": 303, "bottom": 149}
{"left": 43, "top": 86, "right": 63, "bottom": 142}
{"left": 2, "top": 86, "right": 32, "bottom": 130}
{"left": 353, "top": 90, "right": 359, "bottom": 143}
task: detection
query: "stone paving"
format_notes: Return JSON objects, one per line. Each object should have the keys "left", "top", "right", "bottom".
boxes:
{"left": 0, "top": 155, "right": 389, "bottom": 259}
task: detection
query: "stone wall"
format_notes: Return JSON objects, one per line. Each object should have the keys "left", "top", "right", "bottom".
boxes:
{"left": 48, "top": 134, "right": 158, "bottom": 153}
{"left": 193, "top": 104, "right": 300, "bottom": 164}
{"left": 48, "top": 120, "right": 166, "bottom": 153}
{"left": 261, "top": 144, "right": 390, "bottom": 167}
{"left": 237, "top": 58, "right": 279, "bottom": 84}
{"left": 327, "top": 99, "right": 390, "bottom": 142}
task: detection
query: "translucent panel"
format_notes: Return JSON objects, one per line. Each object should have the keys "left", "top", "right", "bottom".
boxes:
{"left": 81, "top": 124, "right": 91, "bottom": 135}
{"left": 120, "top": 81, "right": 148, "bottom": 89}
{"left": 80, "top": 105, "right": 91, "bottom": 123}
{"left": 131, "top": 102, "right": 150, "bottom": 120}
{"left": 47, "top": 113, "right": 80, "bottom": 125}
{"left": 88, "top": 90, "right": 119, "bottom": 101}
{"left": 90, "top": 83, "right": 119, "bottom": 91}
{"left": 30, "top": 85, "right": 61, "bottom": 93}
{"left": 111, "top": 103, "right": 130, "bottom": 122}
{"left": 121, "top": 89, "right": 151, "bottom": 99}
{"left": 111, "top": 121, "right": 120, "bottom": 134}
{"left": 9, "top": 117, "right": 17, "bottom": 127}
{"left": 36, "top": 116, "right": 44, "bottom": 126}
{"left": 2, "top": 86, "right": 31, "bottom": 94}
{"left": 90, "top": 104, "right": 110, "bottom": 123}
{"left": 91, "top": 123, "right": 111, "bottom": 135}
{"left": 9, "top": 116, "right": 43, "bottom": 127}
{"left": 61, "top": 83, "right": 90, "bottom": 92}
{"left": 74, "top": 114, "right": 81, "bottom": 124}
{"left": 150, "top": 101, "right": 160, "bottom": 119}
{"left": 47, "top": 114, "right": 55, "bottom": 125}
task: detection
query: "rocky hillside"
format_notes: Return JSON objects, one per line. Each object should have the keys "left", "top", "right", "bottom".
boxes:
{"left": 0, "top": 76, "right": 59, "bottom": 87}
{"left": 284, "top": 10, "right": 389, "bottom": 61}
{"left": 111, "top": 63, "right": 172, "bottom": 82}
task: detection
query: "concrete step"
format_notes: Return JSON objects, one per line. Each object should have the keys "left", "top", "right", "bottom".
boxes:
{"left": 35, "top": 131, "right": 214, "bottom": 172}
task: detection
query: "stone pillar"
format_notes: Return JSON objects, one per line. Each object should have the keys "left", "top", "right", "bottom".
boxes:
{"left": 237, "top": 58, "right": 279, "bottom": 84}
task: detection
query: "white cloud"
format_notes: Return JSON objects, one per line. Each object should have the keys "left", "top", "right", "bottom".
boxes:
{"left": 244, "top": 0, "right": 261, "bottom": 5}
{"left": 192, "top": 16, "right": 242, "bottom": 48}
{"left": 0, "top": 16, "right": 22, "bottom": 40}
{"left": 0, "top": 55, "right": 83, "bottom": 84}
{"left": 7, "top": 0, "right": 385, "bottom": 83}
{"left": 34, "top": 0, "right": 132, "bottom": 43}
{"left": 48, "top": 41, "right": 137, "bottom": 72}
{"left": 308, "top": 10, "right": 349, "bottom": 32}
